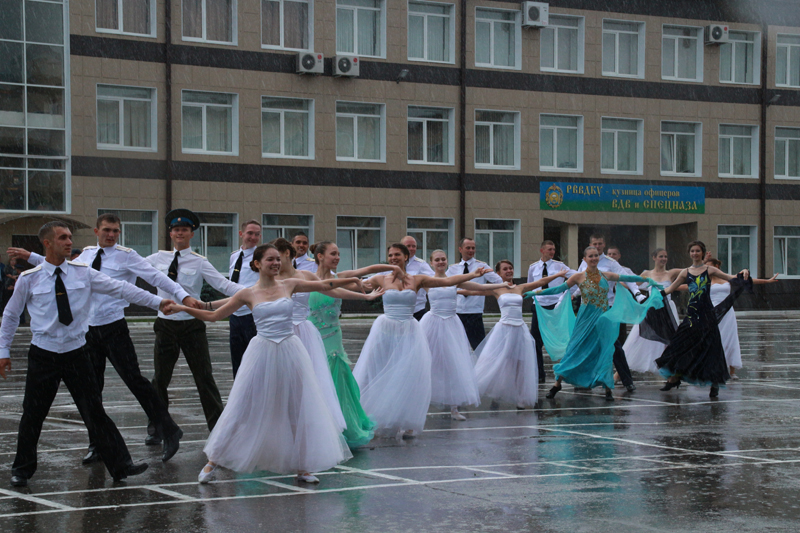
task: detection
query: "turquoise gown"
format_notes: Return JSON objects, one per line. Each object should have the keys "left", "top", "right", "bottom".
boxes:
{"left": 530, "top": 272, "right": 664, "bottom": 390}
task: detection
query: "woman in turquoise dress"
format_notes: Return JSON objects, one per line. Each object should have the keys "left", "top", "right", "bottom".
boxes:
{"left": 526, "top": 246, "right": 662, "bottom": 400}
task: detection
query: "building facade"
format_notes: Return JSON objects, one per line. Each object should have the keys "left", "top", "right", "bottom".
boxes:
{"left": 1, "top": 0, "right": 799, "bottom": 307}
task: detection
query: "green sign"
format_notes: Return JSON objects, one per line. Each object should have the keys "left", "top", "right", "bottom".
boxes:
{"left": 540, "top": 182, "right": 705, "bottom": 214}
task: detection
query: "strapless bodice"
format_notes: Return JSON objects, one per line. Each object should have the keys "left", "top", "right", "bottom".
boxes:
{"left": 383, "top": 289, "right": 416, "bottom": 321}
{"left": 291, "top": 291, "right": 310, "bottom": 324}
{"left": 428, "top": 286, "right": 458, "bottom": 318}
{"left": 710, "top": 281, "right": 731, "bottom": 306}
{"left": 253, "top": 298, "right": 294, "bottom": 342}
{"left": 498, "top": 293, "right": 524, "bottom": 326}
{"left": 656, "top": 280, "right": 673, "bottom": 301}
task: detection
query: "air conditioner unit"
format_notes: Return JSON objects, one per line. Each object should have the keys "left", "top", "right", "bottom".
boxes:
{"left": 296, "top": 51, "right": 324, "bottom": 74}
{"left": 705, "top": 24, "right": 729, "bottom": 45}
{"left": 522, "top": 2, "right": 549, "bottom": 28}
{"left": 334, "top": 54, "right": 359, "bottom": 77}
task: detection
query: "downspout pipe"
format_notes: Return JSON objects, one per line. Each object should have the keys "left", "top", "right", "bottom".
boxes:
{"left": 759, "top": 23, "right": 768, "bottom": 279}
{"left": 164, "top": 0, "right": 174, "bottom": 246}
{"left": 458, "top": 0, "right": 467, "bottom": 239}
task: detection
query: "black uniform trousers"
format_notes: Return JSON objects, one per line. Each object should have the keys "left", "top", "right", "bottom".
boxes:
{"left": 85, "top": 319, "right": 179, "bottom": 447}
{"left": 529, "top": 303, "right": 556, "bottom": 380}
{"left": 613, "top": 341, "right": 634, "bottom": 387}
{"left": 13, "top": 345, "right": 133, "bottom": 480}
{"left": 151, "top": 318, "right": 223, "bottom": 433}
{"left": 413, "top": 309, "right": 427, "bottom": 321}
{"left": 458, "top": 313, "right": 486, "bottom": 350}
{"left": 229, "top": 313, "right": 257, "bottom": 378}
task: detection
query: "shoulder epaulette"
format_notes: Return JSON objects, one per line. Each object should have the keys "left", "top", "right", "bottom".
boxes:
{"left": 412, "top": 256, "right": 425, "bottom": 263}
{"left": 18, "top": 265, "right": 42, "bottom": 277}
{"left": 68, "top": 261, "right": 89, "bottom": 267}
{"left": 475, "top": 260, "right": 487, "bottom": 265}
{"left": 83, "top": 245, "right": 99, "bottom": 250}
{"left": 115, "top": 245, "right": 132, "bottom": 252}
{"left": 231, "top": 249, "right": 239, "bottom": 255}
{"left": 191, "top": 251, "right": 206, "bottom": 259}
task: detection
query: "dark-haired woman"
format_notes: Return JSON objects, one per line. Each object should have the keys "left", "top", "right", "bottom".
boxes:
{"left": 166, "top": 244, "right": 362, "bottom": 484}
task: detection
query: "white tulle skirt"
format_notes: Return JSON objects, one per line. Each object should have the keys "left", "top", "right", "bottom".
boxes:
{"left": 294, "top": 320, "right": 346, "bottom": 431}
{"left": 719, "top": 309, "right": 742, "bottom": 369}
{"left": 204, "top": 335, "right": 352, "bottom": 474}
{"left": 420, "top": 313, "right": 480, "bottom": 407}
{"left": 353, "top": 316, "right": 432, "bottom": 435}
{"left": 624, "top": 299, "right": 679, "bottom": 374}
{"left": 473, "top": 323, "right": 539, "bottom": 406}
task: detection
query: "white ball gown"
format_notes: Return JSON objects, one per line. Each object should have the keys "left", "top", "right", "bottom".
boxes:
{"left": 204, "top": 298, "right": 352, "bottom": 474}
{"left": 292, "top": 291, "right": 347, "bottom": 431}
{"left": 473, "top": 293, "right": 539, "bottom": 406}
{"left": 624, "top": 280, "right": 680, "bottom": 373}
{"left": 710, "top": 282, "right": 742, "bottom": 369}
{"left": 353, "top": 289, "right": 432, "bottom": 435}
{"left": 419, "top": 286, "right": 480, "bottom": 407}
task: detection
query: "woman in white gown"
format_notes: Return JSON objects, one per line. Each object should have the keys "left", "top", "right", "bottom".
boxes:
{"left": 354, "top": 243, "right": 491, "bottom": 438}
{"left": 167, "top": 244, "right": 363, "bottom": 484}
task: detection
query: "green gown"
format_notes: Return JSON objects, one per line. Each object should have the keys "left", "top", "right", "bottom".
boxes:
{"left": 308, "top": 291, "right": 376, "bottom": 448}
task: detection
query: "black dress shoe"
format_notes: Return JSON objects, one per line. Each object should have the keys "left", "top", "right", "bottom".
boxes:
{"left": 113, "top": 463, "right": 149, "bottom": 482}
{"left": 625, "top": 383, "right": 636, "bottom": 392}
{"left": 162, "top": 428, "right": 183, "bottom": 462}
{"left": 709, "top": 385, "right": 720, "bottom": 398}
{"left": 82, "top": 448, "right": 101, "bottom": 465}
{"left": 10, "top": 475, "right": 27, "bottom": 487}
{"left": 144, "top": 434, "right": 162, "bottom": 446}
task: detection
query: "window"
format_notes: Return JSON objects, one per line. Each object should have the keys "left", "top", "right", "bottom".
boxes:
{"left": 662, "top": 25, "right": 703, "bottom": 82}
{"left": 261, "top": 97, "right": 313, "bottom": 159}
{"left": 261, "top": 0, "right": 311, "bottom": 50}
{"left": 336, "top": 0, "right": 384, "bottom": 58}
{"left": 336, "top": 216, "right": 385, "bottom": 271}
{"left": 182, "top": 0, "right": 235, "bottom": 44}
{"left": 97, "top": 85, "right": 156, "bottom": 151}
{"left": 777, "top": 34, "right": 800, "bottom": 87}
{"left": 408, "top": 1, "right": 454, "bottom": 63}
{"left": 181, "top": 91, "right": 238, "bottom": 155}
{"left": 775, "top": 127, "right": 800, "bottom": 179}
{"left": 336, "top": 102, "right": 384, "bottom": 162}
{"left": 475, "top": 8, "right": 520, "bottom": 70}
{"left": 774, "top": 226, "right": 800, "bottom": 277}
{"left": 660, "top": 121, "right": 701, "bottom": 176}
{"left": 602, "top": 20, "right": 645, "bottom": 78}
{"left": 262, "top": 214, "right": 313, "bottom": 242}
{"left": 601, "top": 118, "right": 642, "bottom": 174}
{"left": 407, "top": 106, "right": 453, "bottom": 165}
{"left": 541, "top": 15, "right": 583, "bottom": 73}
{"left": 407, "top": 217, "right": 453, "bottom": 260}
{"left": 717, "top": 225, "right": 757, "bottom": 274}
{"left": 190, "top": 212, "right": 238, "bottom": 272}
{"left": 96, "top": 0, "right": 155, "bottom": 37}
{"left": 540, "top": 114, "right": 582, "bottom": 172}
{"left": 97, "top": 209, "right": 157, "bottom": 256}
{"left": 719, "top": 125, "right": 758, "bottom": 178}
{"left": 474, "top": 110, "right": 519, "bottom": 169}
{"left": 475, "top": 219, "right": 520, "bottom": 276}
{"left": 720, "top": 31, "right": 759, "bottom": 84}
{"left": 0, "top": 0, "right": 69, "bottom": 213}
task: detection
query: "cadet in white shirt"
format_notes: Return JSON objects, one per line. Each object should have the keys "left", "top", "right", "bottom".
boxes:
{"left": 0, "top": 221, "right": 173, "bottom": 487}
{"left": 527, "top": 240, "right": 578, "bottom": 383}
{"left": 445, "top": 238, "right": 503, "bottom": 349}
{"left": 400, "top": 236, "right": 436, "bottom": 320}
{"left": 291, "top": 232, "right": 317, "bottom": 272}
{"left": 228, "top": 219, "right": 262, "bottom": 378}
{"left": 144, "top": 210, "right": 243, "bottom": 444}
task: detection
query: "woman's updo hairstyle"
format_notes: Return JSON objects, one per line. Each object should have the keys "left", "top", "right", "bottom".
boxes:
{"left": 687, "top": 240, "right": 706, "bottom": 255}
{"left": 651, "top": 247, "right": 666, "bottom": 258}
{"left": 583, "top": 245, "right": 598, "bottom": 257}
{"left": 429, "top": 249, "right": 447, "bottom": 262}
{"left": 271, "top": 237, "right": 296, "bottom": 259}
{"left": 250, "top": 243, "right": 278, "bottom": 272}
{"left": 388, "top": 243, "right": 410, "bottom": 260}
{"left": 495, "top": 259, "right": 513, "bottom": 272}
{"left": 704, "top": 256, "right": 722, "bottom": 268}
{"left": 310, "top": 241, "right": 334, "bottom": 265}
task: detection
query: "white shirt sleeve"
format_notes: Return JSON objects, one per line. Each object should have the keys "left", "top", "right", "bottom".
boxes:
{"left": 201, "top": 259, "right": 246, "bottom": 296}
{"left": 0, "top": 273, "right": 32, "bottom": 358}
{"left": 129, "top": 252, "right": 191, "bottom": 303}
{"left": 26, "top": 252, "right": 45, "bottom": 267}
{"left": 88, "top": 268, "right": 162, "bottom": 310}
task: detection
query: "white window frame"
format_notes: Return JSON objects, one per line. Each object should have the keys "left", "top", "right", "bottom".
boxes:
{"left": 335, "top": 101, "right": 386, "bottom": 163}
{"left": 773, "top": 226, "right": 800, "bottom": 278}
{"left": 718, "top": 124, "right": 758, "bottom": 179}
{"left": 97, "top": 208, "right": 158, "bottom": 256}
{"left": 406, "top": 217, "right": 455, "bottom": 260}
{"left": 474, "top": 218, "right": 521, "bottom": 277}
{"left": 260, "top": 0, "right": 313, "bottom": 51}
{"left": 336, "top": 0, "right": 386, "bottom": 58}
{"left": 661, "top": 24, "right": 704, "bottom": 82}
{"left": 600, "top": 117, "right": 644, "bottom": 175}
{"left": 660, "top": 121, "right": 702, "bottom": 177}
{"left": 261, "top": 213, "right": 314, "bottom": 243}
{"left": 261, "top": 96, "right": 314, "bottom": 160}
{"left": 181, "top": 90, "right": 239, "bottom": 156}
{"left": 407, "top": 1, "right": 455, "bottom": 64}
{"left": 539, "top": 113, "right": 583, "bottom": 172}
{"left": 775, "top": 126, "right": 800, "bottom": 180}
{"left": 474, "top": 109, "right": 521, "bottom": 170}
{"left": 776, "top": 34, "right": 800, "bottom": 88}
{"left": 602, "top": 19, "right": 646, "bottom": 79}
{"left": 540, "top": 14, "right": 584, "bottom": 74}
{"left": 95, "top": 0, "right": 157, "bottom": 38}
{"left": 191, "top": 212, "right": 239, "bottom": 273}
{"left": 717, "top": 225, "right": 757, "bottom": 275}
{"left": 719, "top": 30, "right": 760, "bottom": 85}
{"left": 336, "top": 215, "right": 386, "bottom": 270}
{"left": 96, "top": 84, "right": 157, "bottom": 152}
{"left": 407, "top": 105, "right": 454, "bottom": 166}
{"left": 474, "top": 7, "right": 521, "bottom": 71}
{"left": 181, "top": 0, "right": 238, "bottom": 45}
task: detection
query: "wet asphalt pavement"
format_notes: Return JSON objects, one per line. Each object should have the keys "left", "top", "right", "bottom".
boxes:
{"left": 1, "top": 313, "right": 799, "bottom": 532}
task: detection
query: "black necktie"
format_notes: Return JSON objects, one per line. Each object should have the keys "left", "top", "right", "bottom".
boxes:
{"left": 231, "top": 251, "right": 244, "bottom": 283}
{"left": 54, "top": 267, "right": 73, "bottom": 325}
{"left": 463, "top": 262, "right": 469, "bottom": 275}
{"left": 168, "top": 251, "right": 179, "bottom": 281}
{"left": 542, "top": 262, "right": 550, "bottom": 287}
{"left": 293, "top": 259, "right": 297, "bottom": 269}
{"left": 91, "top": 249, "right": 103, "bottom": 271}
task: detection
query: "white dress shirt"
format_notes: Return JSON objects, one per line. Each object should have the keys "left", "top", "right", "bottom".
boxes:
{"left": 145, "top": 248, "right": 243, "bottom": 321}
{"left": 576, "top": 254, "right": 642, "bottom": 305}
{"left": 527, "top": 259, "right": 577, "bottom": 307}
{"left": 406, "top": 255, "right": 435, "bottom": 313}
{"left": 445, "top": 258, "right": 503, "bottom": 314}
{"left": 27, "top": 246, "right": 190, "bottom": 327}
{"left": 294, "top": 254, "right": 317, "bottom": 273}
{"left": 0, "top": 259, "right": 162, "bottom": 358}
{"left": 229, "top": 246, "right": 259, "bottom": 317}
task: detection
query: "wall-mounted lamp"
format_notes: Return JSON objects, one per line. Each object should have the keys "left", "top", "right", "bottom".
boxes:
{"left": 396, "top": 69, "right": 410, "bottom": 83}
{"left": 768, "top": 94, "right": 781, "bottom": 106}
